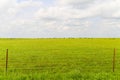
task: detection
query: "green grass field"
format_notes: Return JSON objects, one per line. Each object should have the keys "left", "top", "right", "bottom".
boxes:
{"left": 0, "top": 38, "right": 120, "bottom": 80}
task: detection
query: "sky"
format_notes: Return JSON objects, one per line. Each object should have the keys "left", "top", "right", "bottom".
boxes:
{"left": 0, "top": 0, "right": 120, "bottom": 38}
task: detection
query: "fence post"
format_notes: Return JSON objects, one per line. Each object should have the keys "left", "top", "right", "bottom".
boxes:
{"left": 6, "top": 49, "right": 8, "bottom": 75}
{"left": 113, "top": 48, "right": 116, "bottom": 72}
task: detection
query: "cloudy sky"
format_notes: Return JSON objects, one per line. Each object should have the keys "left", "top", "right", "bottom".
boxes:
{"left": 0, "top": 0, "right": 120, "bottom": 38}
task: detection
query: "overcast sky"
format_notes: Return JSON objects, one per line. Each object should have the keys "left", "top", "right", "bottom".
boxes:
{"left": 0, "top": 0, "right": 120, "bottom": 38}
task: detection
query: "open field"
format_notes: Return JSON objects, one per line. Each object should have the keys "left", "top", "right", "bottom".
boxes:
{"left": 0, "top": 38, "right": 120, "bottom": 79}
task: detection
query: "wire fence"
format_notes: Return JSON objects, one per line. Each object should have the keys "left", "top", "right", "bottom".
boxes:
{"left": 0, "top": 48, "right": 120, "bottom": 74}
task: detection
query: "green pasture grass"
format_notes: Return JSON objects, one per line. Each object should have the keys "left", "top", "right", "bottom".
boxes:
{"left": 0, "top": 38, "right": 119, "bottom": 79}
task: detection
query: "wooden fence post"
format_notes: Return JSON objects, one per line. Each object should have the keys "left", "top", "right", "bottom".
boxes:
{"left": 6, "top": 49, "right": 8, "bottom": 75}
{"left": 113, "top": 48, "right": 116, "bottom": 72}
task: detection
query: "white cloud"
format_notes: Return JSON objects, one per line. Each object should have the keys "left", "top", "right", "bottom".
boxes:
{"left": 0, "top": 0, "right": 120, "bottom": 37}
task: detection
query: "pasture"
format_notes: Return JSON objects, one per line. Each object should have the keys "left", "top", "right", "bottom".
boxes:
{"left": 0, "top": 38, "right": 120, "bottom": 80}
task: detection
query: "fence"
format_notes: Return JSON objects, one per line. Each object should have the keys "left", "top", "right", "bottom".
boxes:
{"left": 0, "top": 48, "right": 119, "bottom": 74}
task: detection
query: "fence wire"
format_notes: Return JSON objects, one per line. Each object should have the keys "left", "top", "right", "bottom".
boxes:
{"left": 0, "top": 48, "right": 120, "bottom": 73}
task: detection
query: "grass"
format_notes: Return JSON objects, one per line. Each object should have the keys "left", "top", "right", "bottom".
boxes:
{"left": 0, "top": 38, "right": 119, "bottom": 79}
